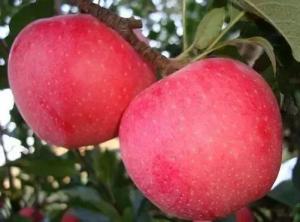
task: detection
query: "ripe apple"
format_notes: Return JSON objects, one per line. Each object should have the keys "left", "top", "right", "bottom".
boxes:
{"left": 120, "top": 58, "right": 282, "bottom": 220}
{"left": 61, "top": 213, "right": 80, "bottom": 222}
{"left": 8, "top": 14, "right": 156, "bottom": 148}
{"left": 19, "top": 207, "right": 43, "bottom": 222}
{"left": 236, "top": 207, "right": 254, "bottom": 222}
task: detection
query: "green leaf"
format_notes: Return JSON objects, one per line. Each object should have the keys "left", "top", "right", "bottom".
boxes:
{"left": 62, "top": 186, "right": 102, "bottom": 206}
{"left": 8, "top": 0, "right": 55, "bottom": 45}
{"left": 193, "top": 7, "right": 226, "bottom": 50}
{"left": 185, "top": 1, "right": 210, "bottom": 47}
{"left": 293, "top": 204, "right": 300, "bottom": 222}
{"left": 232, "top": 0, "right": 300, "bottom": 62}
{"left": 130, "top": 189, "right": 146, "bottom": 216}
{"left": 268, "top": 181, "right": 300, "bottom": 207}
{"left": 122, "top": 208, "right": 134, "bottom": 222}
{"left": 216, "top": 214, "right": 236, "bottom": 222}
{"left": 98, "top": 200, "right": 122, "bottom": 222}
{"left": 92, "top": 149, "right": 118, "bottom": 186}
{"left": 113, "top": 186, "right": 132, "bottom": 210}
{"left": 8, "top": 215, "right": 31, "bottom": 222}
{"left": 18, "top": 159, "right": 76, "bottom": 177}
{"left": 70, "top": 208, "right": 109, "bottom": 222}
{"left": 293, "top": 158, "right": 300, "bottom": 191}
{"left": 224, "top": 37, "right": 276, "bottom": 73}
{"left": 228, "top": 2, "right": 243, "bottom": 21}
{"left": 0, "top": 166, "right": 6, "bottom": 181}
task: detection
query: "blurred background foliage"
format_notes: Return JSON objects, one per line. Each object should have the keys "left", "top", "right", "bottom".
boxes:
{"left": 0, "top": 0, "right": 300, "bottom": 221}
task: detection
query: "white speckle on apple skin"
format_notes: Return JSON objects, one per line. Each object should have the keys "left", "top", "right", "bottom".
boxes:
{"left": 120, "top": 58, "right": 282, "bottom": 221}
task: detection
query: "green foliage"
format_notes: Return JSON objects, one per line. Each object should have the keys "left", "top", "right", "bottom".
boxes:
{"left": 293, "top": 158, "right": 300, "bottom": 191}
{"left": 233, "top": 0, "right": 300, "bottom": 62}
{"left": 7, "top": 0, "right": 55, "bottom": 46}
{"left": 217, "top": 37, "right": 276, "bottom": 73}
{"left": 193, "top": 7, "right": 226, "bottom": 50}
{"left": 269, "top": 181, "right": 300, "bottom": 207}
{"left": 0, "top": 0, "right": 300, "bottom": 221}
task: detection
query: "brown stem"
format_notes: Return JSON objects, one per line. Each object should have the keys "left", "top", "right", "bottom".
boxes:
{"left": 0, "top": 39, "right": 9, "bottom": 56}
{"left": 71, "top": 0, "right": 184, "bottom": 75}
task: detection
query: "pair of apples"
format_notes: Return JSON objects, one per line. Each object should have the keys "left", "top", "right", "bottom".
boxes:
{"left": 8, "top": 14, "right": 282, "bottom": 221}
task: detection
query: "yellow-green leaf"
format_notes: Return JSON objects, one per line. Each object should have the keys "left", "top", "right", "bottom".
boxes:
{"left": 193, "top": 7, "right": 226, "bottom": 50}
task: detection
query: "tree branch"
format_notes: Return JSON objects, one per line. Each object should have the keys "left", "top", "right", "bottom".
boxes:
{"left": 71, "top": 0, "right": 184, "bottom": 75}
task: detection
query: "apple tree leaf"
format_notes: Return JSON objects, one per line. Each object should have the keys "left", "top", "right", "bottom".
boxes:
{"left": 7, "top": 0, "right": 55, "bottom": 46}
{"left": 98, "top": 200, "right": 122, "bottom": 222}
{"left": 224, "top": 37, "right": 276, "bottom": 73}
{"left": 17, "top": 159, "right": 76, "bottom": 177}
{"left": 62, "top": 186, "right": 102, "bottom": 206}
{"left": 293, "top": 157, "right": 300, "bottom": 191}
{"left": 193, "top": 7, "right": 226, "bottom": 50}
{"left": 69, "top": 208, "right": 110, "bottom": 222}
{"left": 231, "top": 0, "right": 300, "bottom": 62}
{"left": 268, "top": 180, "right": 300, "bottom": 207}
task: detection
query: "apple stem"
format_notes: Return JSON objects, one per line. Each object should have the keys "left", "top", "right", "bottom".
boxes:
{"left": 71, "top": 0, "right": 185, "bottom": 76}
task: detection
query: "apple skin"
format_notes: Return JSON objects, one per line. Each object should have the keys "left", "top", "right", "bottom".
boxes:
{"left": 61, "top": 213, "right": 80, "bottom": 222}
{"left": 19, "top": 207, "right": 43, "bottom": 222}
{"left": 236, "top": 207, "right": 254, "bottom": 222}
{"left": 8, "top": 14, "right": 156, "bottom": 148}
{"left": 120, "top": 58, "right": 282, "bottom": 220}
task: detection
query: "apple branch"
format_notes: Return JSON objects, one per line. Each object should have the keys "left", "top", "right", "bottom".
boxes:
{"left": 71, "top": 0, "right": 184, "bottom": 75}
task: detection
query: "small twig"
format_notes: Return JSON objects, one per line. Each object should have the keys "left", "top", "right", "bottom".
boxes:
{"left": 182, "top": 0, "right": 188, "bottom": 50}
{"left": 71, "top": 0, "right": 184, "bottom": 75}
{"left": 0, "top": 39, "right": 9, "bottom": 56}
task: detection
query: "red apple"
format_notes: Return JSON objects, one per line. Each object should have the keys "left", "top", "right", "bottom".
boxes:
{"left": 8, "top": 14, "right": 156, "bottom": 148}
{"left": 120, "top": 58, "right": 282, "bottom": 220}
{"left": 61, "top": 213, "right": 80, "bottom": 222}
{"left": 236, "top": 207, "right": 254, "bottom": 222}
{"left": 19, "top": 207, "right": 43, "bottom": 222}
